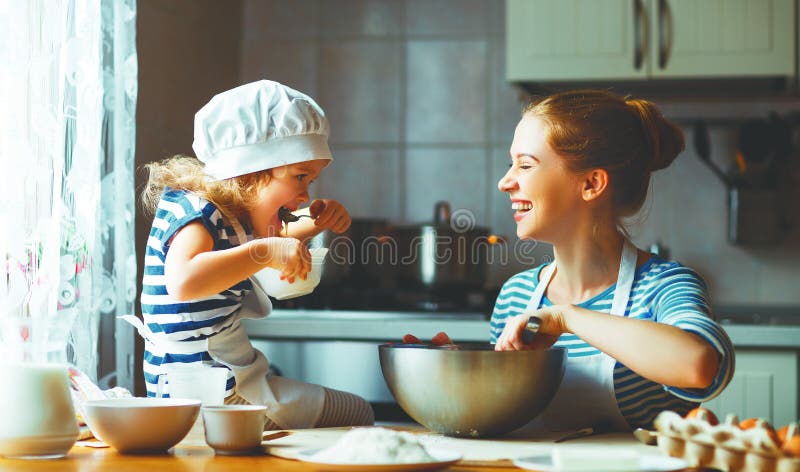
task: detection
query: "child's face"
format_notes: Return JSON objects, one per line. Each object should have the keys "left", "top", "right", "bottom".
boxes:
{"left": 249, "top": 159, "right": 329, "bottom": 237}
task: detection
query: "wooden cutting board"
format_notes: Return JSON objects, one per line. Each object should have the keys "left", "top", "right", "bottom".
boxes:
{"left": 263, "top": 425, "right": 653, "bottom": 467}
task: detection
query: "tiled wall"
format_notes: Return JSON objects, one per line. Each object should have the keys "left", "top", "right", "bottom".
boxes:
{"left": 137, "top": 0, "right": 800, "bottom": 305}
{"left": 236, "top": 1, "right": 799, "bottom": 304}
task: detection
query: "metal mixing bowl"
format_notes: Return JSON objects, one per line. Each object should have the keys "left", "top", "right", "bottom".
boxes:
{"left": 378, "top": 343, "right": 566, "bottom": 438}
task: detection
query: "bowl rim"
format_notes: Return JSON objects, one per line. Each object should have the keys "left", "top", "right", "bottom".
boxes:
{"left": 84, "top": 398, "right": 201, "bottom": 408}
{"left": 378, "top": 343, "right": 567, "bottom": 353}
{"left": 201, "top": 405, "right": 267, "bottom": 412}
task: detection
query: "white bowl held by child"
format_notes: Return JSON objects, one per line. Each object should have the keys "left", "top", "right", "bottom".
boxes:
{"left": 253, "top": 247, "right": 328, "bottom": 300}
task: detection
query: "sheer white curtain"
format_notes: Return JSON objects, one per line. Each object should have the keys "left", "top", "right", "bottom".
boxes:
{"left": 0, "top": 0, "right": 137, "bottom": 382}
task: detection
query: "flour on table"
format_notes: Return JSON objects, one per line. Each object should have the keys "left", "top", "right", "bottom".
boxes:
{"left": 309, "top": 427, "right": 435, "bottom": 464}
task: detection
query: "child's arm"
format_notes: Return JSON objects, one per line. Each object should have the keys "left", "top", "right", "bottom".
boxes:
{"left": 164, "top": 221, "right": 311, "bottom": 300}
{"left": 283, "top": 199, "right": 351, "bottom": 241}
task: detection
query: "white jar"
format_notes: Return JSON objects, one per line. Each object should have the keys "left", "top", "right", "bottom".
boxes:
{"left": 0, "top": 363, "right": 79, "bottom": 459}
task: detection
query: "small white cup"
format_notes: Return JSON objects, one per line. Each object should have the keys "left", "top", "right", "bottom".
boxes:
{"left": 202, "top": 405, "right": 267, "bottom": 455}
{"left": 253, "top": 247, "right": 328, "bottom": 300}
{"left": 156, "top": 365, "right": 228, "bottom": 405}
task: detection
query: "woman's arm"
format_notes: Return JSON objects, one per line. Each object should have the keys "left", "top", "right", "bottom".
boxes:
{"left": 496, "top": 305, "right": 720, "bottom": 389}
{"left": 563, "top": 305, "right": 720, "bottom": 389}
{"left": 164, "top": 221, "right": 311, "bottom": 300}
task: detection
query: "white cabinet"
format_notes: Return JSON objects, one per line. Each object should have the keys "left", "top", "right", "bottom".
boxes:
{"left": 250, "top": 339, "right": 395, "bottom": 403}
{"left": 702, "top": 350, "right": 798, "bottom": 427}
{"left": 506, "top": 0, "right": 795, "bottom": 81}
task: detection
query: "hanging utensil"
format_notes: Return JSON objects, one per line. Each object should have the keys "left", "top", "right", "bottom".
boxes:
{"left": 693, "top": 120, "right": 731, "bottom": 188}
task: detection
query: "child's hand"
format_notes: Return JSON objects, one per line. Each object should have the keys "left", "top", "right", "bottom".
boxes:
{"left": 260, "top": 237, "right": 311, "bottom": 282}
{"left": 309, "top": 199, "right": 351, "bottom": 234}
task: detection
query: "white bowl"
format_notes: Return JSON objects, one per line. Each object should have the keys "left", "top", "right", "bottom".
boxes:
{"left": 253, "top": 247, "right": 328, "bottom": 300}
{"left": 82, "top": 398, "right": 200, "bottom": 453}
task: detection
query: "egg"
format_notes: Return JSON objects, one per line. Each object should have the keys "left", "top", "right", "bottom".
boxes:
{"left": 784, "top": 436, "right": 800, "bottom": 458}
{"left": 744, "top": 427, "right": 782, "bottom": 455}
{"left": 740, "top": 417, "right": 770, "bottom": 430}
{"left": 779, "top": 423, "right": 798, "bottom": 445}
{"left": 686, "top": 407, "right": 719, "bottom": 426}
{"left": 739, "top": 418, "right": 781, "bottom": 449}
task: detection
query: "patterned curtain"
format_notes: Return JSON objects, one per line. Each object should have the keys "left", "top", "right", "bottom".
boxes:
{"left": 0, "top": 0, "right": 137, "bottom": 384}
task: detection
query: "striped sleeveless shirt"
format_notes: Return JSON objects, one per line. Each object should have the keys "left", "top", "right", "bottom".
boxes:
{"left": 141, "top": 189, "right": 257, "bottom": 397}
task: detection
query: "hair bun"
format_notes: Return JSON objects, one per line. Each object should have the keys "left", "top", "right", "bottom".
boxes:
{"left": 626, "top": 98, "right": 685, "bottom": 172}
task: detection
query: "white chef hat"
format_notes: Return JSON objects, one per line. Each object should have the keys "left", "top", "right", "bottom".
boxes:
{"left": 192, "top": 80, "right": 333, "bottom": 181}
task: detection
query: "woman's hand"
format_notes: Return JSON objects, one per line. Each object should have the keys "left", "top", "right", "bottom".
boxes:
{"left": 309, "top": 199, "right": 351, "bottom": 234}
{"left": 494, "top": 305, "right": 569, "bottom": 351}
{"left": 258, "top": 237, "right": 311, "bottom": 283}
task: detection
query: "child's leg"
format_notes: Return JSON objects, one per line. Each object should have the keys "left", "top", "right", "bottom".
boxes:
{"left": 224, "top": 381, "right": 374, "bottom": 429}
{"left": 314, "top": 387, "right": 374, "bottom": 427}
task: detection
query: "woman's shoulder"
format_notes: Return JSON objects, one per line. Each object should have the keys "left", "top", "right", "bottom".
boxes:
{"left": 636, "top": 255, "right": 708, "bottom": 290}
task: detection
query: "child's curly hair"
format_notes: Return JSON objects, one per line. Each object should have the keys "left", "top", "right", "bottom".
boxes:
{"left": 141, "top": 155, "right": 272, "bottom": 223}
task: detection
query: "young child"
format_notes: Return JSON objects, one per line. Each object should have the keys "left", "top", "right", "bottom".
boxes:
{"left": 133, "top": 80, "right": 373, "bottom": 429}
{"left": 492, "top": 90, "right": 734, "bottom": 432}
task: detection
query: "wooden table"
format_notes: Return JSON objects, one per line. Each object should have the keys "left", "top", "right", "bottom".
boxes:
{"left": 0, "top": 445, "right": 517, "bottom": 472}
{"left": 0, "top": 445, "right": 714, "bottom": 472}
{"left": 0, "top": 428, "right": 714, "bottom": 472}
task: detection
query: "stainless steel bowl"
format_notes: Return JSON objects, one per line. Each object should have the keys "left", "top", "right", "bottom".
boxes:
{"left": 378, "top": 343, "right": 566, "bottom": 438}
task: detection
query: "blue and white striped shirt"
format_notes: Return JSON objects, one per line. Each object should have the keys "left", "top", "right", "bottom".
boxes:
{"left": 141, "top": 189, "right": 256, "bottom": 397}
{"left": 489, "top": 257, "right": 734, "bottom": 429}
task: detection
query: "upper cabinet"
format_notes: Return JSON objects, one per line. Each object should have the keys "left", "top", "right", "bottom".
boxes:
{"left": 506, "top": 0, "right": 795, "bottom": 82}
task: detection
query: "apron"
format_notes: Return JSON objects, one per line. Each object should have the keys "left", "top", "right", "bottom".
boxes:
{"left": 122, "top": 218, "right": 325, "bottom": 429}
{"left": 524, "top": 239, "right": 638, "bottom": 433}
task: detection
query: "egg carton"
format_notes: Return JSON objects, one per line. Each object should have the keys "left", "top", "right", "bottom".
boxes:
{"left": 653, "top": 411, "right": 800, "bottom": 472}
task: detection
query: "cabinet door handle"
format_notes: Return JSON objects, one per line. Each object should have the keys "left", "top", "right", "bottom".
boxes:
{"left": 633, "top": 0, "right": 647, "bottom": 70}
{"left": 658, "top": 0, "right": 673, "bottom": 69}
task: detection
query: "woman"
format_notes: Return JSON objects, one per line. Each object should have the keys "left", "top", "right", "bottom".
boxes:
{"left": 491, "top": 90, "right": 733, "bottom": 432}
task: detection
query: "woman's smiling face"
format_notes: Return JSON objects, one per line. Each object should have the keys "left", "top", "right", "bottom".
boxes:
{"left": 498, "top": 113, "right": 583, "bottom": 242}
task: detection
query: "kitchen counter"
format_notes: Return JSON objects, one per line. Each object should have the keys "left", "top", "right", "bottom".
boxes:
{"left": 244, "top": 308, "right": 800, "bottom": 419}
{"left": 243, "top": 308, "right": 800, "bottom": 348}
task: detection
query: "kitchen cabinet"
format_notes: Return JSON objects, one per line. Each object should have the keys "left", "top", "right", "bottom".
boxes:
{"left": 702, "top": 349, "right": 798, "bottom": 427}
{"left": 506, "top": 0, "right": 795, "bottom": 81}
{"left": 250, "top": 339, "right": 396, "bottom": 403}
